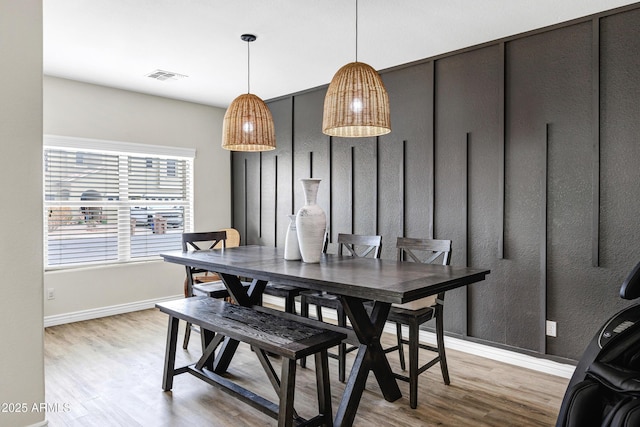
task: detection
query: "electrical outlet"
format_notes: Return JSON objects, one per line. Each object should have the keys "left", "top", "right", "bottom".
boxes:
{"left": 546, "top": 320, "right": 557, "bottom": 337}
{"left": 47, "top": 288, "right": 55, "bottom": 300}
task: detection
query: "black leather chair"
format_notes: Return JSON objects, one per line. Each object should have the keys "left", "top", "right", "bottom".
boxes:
{"left": 556, "top": 260, "right": 640, "bottom": 427}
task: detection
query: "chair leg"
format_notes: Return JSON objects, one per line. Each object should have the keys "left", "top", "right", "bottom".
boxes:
{"left": 396, "top": 322, "right": 406, "bottom": 371}
{"left": 337, "top": 306, "right": 347, "bottom": 383}
{"left": 285, "top": 294, "right": 296, "bottom": 315}
{"left": 316, "top": 304, "right": 323, "bottom": 322}
{"left": 300, "top": 295, "right": 309, "bottom": 369}
{"left": 182, "top": 321, "right": 192, "bottom": 349}
{"left": 409, "top": 320, "right": 419, "bottom": 409}
{"left": 435, "top": 307, "right": 450, "bottom": 385}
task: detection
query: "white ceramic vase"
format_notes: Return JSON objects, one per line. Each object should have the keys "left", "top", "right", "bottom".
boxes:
{"left": 284, "top": 214, "right": 301, "bottom": 260}
{"left": 296, "top": 178, "right": 326, "bottom": 263}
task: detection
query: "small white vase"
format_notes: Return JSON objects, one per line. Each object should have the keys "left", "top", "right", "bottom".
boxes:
{"left": 284, "top": 214, "right": 301, "bottom": 260}
{"left": 296, "top": 178, "right": 326, "bottom": 263}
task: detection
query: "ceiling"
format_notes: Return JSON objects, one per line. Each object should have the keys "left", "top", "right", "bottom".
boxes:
{"left": 44, "top": 0, "right": 637, "bottom": 109}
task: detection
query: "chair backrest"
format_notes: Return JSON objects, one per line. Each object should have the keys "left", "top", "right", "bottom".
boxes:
{"left": 218, "top": 228, "right": 240, "bottom": 248}
{"left": 321, "top": 231, "right": 330, "bottom": 254}
{"left": 336, "top": 233, "right": 382, "bottom": 259}
{"left": 182, "top": 230, "right": 227, "bottom": 252}
{"left": 396, "top": 237, "right": 452, "bottom": 266}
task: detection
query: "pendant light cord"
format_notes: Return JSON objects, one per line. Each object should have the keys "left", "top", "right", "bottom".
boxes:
{"left": 355, "top": 0, "right": 359, "bottom": 62}
{"left": 247, "top": 39, "right": 251, "bottom": 94}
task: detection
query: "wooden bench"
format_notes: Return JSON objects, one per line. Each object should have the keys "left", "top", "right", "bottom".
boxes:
{"left": 156, "top": 296, "right": 347, "bottom": 427}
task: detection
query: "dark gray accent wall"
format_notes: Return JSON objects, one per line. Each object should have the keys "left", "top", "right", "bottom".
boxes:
{"left": 232, "top": 4, "right": 640, "bottom": 361}
{"left": 597, "top": 7, "right": 640, "bottom": 335}
{"left": 379, "top": 62, "right": 434, "bottom": 256}
{"left": 506, "top": 20, "right": 596, "bottom": 355}
{"left": 435, "top": 45, "right": 503, "bottom": 341}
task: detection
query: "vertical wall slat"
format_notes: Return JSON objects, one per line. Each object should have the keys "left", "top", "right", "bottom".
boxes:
{"left": 329, "top": 138, "right": 333, "bottom": 240}
{"left": 291, "top": 97, "right": 296, "bottom": 216}
{"left": 243, "top": 158, "right": 248, "bottom": 244}
{"left": 464, "top": 132, "right": 470, "bottom": 337}
{"left": 591, "top": 18, "right": 601, "bottom": 267}
{"left": 376, "top": 138, "right": 380, "bottom": 235}
{"left": 429, "top": 60, "right": 436, "bottom": 239}
{"left": 259, "top": 153, "right": 262, "bottom": 238}
{"left": 350, "top": 146, "right": 355, "bottom": 233}
{"left": 498, "top": 42, "right": 506, "bottom": 259}
{"left": 541, "top": 124, "right": 549, "bottom": 353}
{"left": 401, "top": 140, "right": 407, "bottom": 237}
{"left": 374, "top": 137, "right": 379, "bottom": 236}
{"left": 274, "top": 155, "right": 278, "bottom": 246}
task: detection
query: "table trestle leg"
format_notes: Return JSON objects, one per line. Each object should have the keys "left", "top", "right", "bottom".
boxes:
{"left": 334, "top": 297, "right": 401, "bottom": 426}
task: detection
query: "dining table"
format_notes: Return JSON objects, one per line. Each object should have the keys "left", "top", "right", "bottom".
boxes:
{"left": 161, "top": 245, "right": 490, "bottom": 426}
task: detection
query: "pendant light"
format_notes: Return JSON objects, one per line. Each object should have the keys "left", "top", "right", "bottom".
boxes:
{"left": 322, "top": 0, "right": 391, "bottom": 137}
{"left": 222, "top": 34, "right": 276, "bottom": 151}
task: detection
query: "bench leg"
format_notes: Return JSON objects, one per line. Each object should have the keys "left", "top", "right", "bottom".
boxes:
{"left": 315, "top": 349, "right": 334, "bottom": 427}
{"left": 278, "top": 358, "right": 297, "bottom": 427}
{"left": 162, "top": 315, "right": 180, "bottom": 391}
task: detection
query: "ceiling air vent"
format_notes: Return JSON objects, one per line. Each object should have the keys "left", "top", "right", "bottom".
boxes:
{"left": 146, "top": 69, "right": 188, "bottom": 81}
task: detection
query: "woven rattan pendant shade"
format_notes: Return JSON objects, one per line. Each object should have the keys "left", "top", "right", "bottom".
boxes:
{"left": 222, "top": 93, "right": 276, "bottom": 151}
{"left": 322, "top": 61, "right": 390, "bottom": 137}
{"left": 322, "top": 0, "right": 390, "bottom": 137}
{"left": 222, "top": 34, "right": 276, "bottom": 152}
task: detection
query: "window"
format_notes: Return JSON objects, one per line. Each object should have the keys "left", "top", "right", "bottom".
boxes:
{"left": 44, "top": 135, "right": 195, "bottom": 269}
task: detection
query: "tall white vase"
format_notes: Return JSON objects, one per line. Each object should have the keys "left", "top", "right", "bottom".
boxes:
{"left": 284, "top": 214, "right": 301, "bottom": 260}
{"left": 296, "top": 178, "right": 326, "bottom": 263}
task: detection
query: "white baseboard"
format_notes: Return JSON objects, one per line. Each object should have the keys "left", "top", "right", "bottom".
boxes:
{"left": 385, "top": 323, "right": 575, "bottom": 379}
{"left": 43, "top": 295, "right": 183, "bottom": 328}
{"left": 262, "top": 295, "right": 576, "bottom": 379}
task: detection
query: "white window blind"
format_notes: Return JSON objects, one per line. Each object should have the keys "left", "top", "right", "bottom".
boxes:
{"left": 44, "top": 135, "right": 194, "bottom": 269}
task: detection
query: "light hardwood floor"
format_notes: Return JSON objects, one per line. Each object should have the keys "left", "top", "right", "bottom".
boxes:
{"left": 44, "top": 308, "right": 569, "bottom": 426}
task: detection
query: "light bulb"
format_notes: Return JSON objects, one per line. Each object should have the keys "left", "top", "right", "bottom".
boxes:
{"left": 351, "top": 98, "right": 363, "bottom": 113}
{"left": 242, "top": 121, "right": 254, "bottom": 133}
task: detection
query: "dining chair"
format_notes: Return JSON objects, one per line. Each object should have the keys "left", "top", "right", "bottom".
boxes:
{"left": 262, "top": 281, "right": 303, "bottom": 315}
{"left": 385, "top": 237, "right": 452, "bottom": 409}
{"left": 260, "top": 231, "right": 330, "bottom": 315}
{"left": 299, "top": 233, "right": 382, "bottom": 382}
{"left": 181, "top": 228, "right": 247, "bottom": 349}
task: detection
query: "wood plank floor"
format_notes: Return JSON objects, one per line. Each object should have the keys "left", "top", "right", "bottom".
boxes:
{"left": 44, "top": 308, "right": 569, "bottom": 426}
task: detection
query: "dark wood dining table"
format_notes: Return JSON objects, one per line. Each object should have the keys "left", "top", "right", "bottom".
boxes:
{"left": 161, "top": 245, "right": 490, "bottom": 426}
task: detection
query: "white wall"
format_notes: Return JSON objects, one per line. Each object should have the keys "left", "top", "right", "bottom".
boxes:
{"left": 43, "top": 76, "right": 230, "bottom": 319}
{"left": 0, "top": 1, "right": 45, "bottom": 426}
